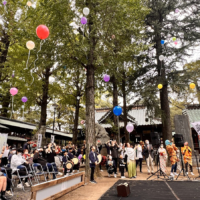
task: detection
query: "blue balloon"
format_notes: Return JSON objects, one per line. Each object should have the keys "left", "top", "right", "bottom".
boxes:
{"left": 113, "top": 106, "right": 122, "bottom": 116}
{"left": 161, "top": 40, "right": 165, "bottom": 45}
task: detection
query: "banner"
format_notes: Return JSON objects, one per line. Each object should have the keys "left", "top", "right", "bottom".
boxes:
{"left": 51, "top": 135, "right": 55, "bottom": 144}
{"left": 37, "top": 134, "right": 42, "bottom": 148}
{"left": 192, "top": 121, "right": 200, "bottom": 135}
{"left": 0, "top": 134, "right": 8, "bottom": 152}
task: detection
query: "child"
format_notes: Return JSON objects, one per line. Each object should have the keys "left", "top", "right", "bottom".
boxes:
{"left": 63, "top": 151, "right": 72, "bottom": 176}
{"left": 107, "top": 156, "right": 117, "bottom": 178}
{"left": 119, "top": 155, "right": 126, "bottom": 178}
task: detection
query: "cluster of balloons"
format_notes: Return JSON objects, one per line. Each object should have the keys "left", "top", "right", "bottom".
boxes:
{"left": 10, "top": 88, "right": 28, "bottom": 103}
{"left": 81, "top": 7, "right": 90, "bottom": 25}
{"left": 160, "top": 36, "right": 178, "bottom": 47}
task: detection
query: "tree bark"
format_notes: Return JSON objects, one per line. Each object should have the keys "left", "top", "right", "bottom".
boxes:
{"left": 112, "top": 75, "right": 119, "bottom": 141}
{"left": 72, "top": 99, "right": 80, "bottom": 144}
{"left": 38, "top": 67, "right": 51, "bottom": 146}
{"left": 1, "top": 91, "right": 10, "bottom": 117}
{"left": 122, "top": 71, "right": 129, "bottom": 143}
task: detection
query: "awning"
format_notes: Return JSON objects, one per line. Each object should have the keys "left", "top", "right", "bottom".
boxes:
{"left": 0, "top": 124, "right": 9, "bottom": 129}
{"left": 8, "top": 136, "right": 27, "bottom": 142}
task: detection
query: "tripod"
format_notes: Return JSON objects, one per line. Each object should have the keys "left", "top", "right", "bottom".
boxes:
{"left": 147, "top": 149, "right": 169, "bottom": 180}
{"left": 194, "top": 150, "right": 200, "bottom": 180}
{"left": 176, "top": 147, "right": 190, "bottom": 180}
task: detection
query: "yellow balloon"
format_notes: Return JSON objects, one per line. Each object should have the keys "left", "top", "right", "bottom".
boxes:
{"left": 26, "top": 41, "right": 35, "bottom": 50}
{"left": 158, "top": 84, "right": 163, "bottom": 89}
{"left": 27, "top": 1, "right": 32, "bottom": 7}
{"left": 83, "top": 154, "right": 86, "bottom": 159}
{"left": 190, "top": 83, "right": 195, "bottom": 89}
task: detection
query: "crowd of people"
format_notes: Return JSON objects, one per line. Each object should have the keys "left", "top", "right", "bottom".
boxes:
{"left": 89, "top": 139, "right": 195, "bottom": 183}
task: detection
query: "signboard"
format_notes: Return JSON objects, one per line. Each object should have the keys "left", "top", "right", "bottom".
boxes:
{"left": 51, "top": 135, "right": 55, "bottom": 144}
{"left": 192, "top": 121, "right": 200, "bottom": 135}
{"left": 37, "top": 134, "right": 42, "bottom": 148}
{"left": 0, "top": 134, "right": 8, "bottom": 151}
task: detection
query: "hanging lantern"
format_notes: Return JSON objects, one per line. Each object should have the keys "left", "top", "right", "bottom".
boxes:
{"left": 158, "top": 84, "right": 163, "bottom": 89}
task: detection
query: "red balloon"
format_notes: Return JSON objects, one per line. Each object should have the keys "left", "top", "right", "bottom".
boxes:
{"left": 36, "top": 25, "right": 49, "bottom": 40}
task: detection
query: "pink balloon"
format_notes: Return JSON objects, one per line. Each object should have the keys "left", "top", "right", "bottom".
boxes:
{"left": 126, "top": 123, "right": 134, "bottom": 133}
{"left": 174, "top": 41, "right": 178, "bottom": 45}
{"left": 81, "top": 120, "right": 85, "bottom": 125}
{"left": 10, "top": 88, "right": 18, "bottom": 96}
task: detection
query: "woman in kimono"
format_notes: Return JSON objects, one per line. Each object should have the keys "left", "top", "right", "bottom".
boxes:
{"left": 158, "top": 144, "right": 168, "bottom": 173}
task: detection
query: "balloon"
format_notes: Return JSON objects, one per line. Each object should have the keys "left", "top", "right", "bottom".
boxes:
{"left": 161, "top": 40, "right": 165, "bottom": 45}
{"left": 36, "top": 25, "right": 49, "bottom": 40}
{"left": 83, "top": 7, "right": 90, "bottom": 16}
{"left": 190, "top": 83, "right": 195, "bottom": 89}
{"left": 78, "top": 154, "right": 82, "bottom": 160}
{"left": 81, "top": 120, "right": 85, "bottom": 125}
{"left": 159, "top": 55, "right": 164, "bottom": 61}
{"left": 175, "top": 9, "right": 179, "bottom": 13}
{"left": 27, "top": 1, "right": 32, "bottom": 7}
{"left": 26, "top": 41, "right": 35, "bottom": 50}
{"left": 12, "top": 74, "right": 15, "bottom": 78}
{"left": 21, "top": 96, "right": 28, "bottom": 103}
{"left": 112, "top": 35, "right": 115, "bottom": 39}
{"left": 172, "top": 37, "right": 176, "bottom": 41}
{"left": 126, "top": 123, "right": 134, "bottom": 133}
{"left": 174, "top": 41, "right": 178, "bottom": 45}
{"left": 113, "top": 106, "right": 122, "bottom": 116}
{"left": 81, "top": 17, "right": 87, "bottom": 25}
{"left": 10, "top": 88, "right": 18, "bottom": 96}
{"left": 83, "top": 154, "right": 86, "bottom": 159}
{"left": 103, "top": 74, "right": 110, "bottom": 82}
{"left": 3, "top": 1, "right": 7, "bottom": 5}
{"left": 158, "top": 84, "right": 163, "bottom": 89}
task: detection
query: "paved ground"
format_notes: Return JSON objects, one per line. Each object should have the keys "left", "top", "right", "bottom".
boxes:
{"left": 7, "top": 164, "right": 200, "bottom": 200}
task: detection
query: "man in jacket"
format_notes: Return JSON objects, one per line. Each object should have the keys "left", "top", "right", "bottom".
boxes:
{"left": 110, "top": 140, "right": 119, "bottom": 173}
{"left": 143, "top": 140, "right": 154, "bottom": 175}
{"left": 89, "top": 146, "right": 99, "bottom": 184}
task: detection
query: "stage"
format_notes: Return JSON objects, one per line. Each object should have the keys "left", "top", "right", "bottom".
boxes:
{"left": 99, "top": 180, "right": 200, "bottom": 200}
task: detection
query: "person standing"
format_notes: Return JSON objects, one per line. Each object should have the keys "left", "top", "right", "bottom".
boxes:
{"left": 136, "top": 143, "right": 143, "bottom": 173}
{"left": 119, "top": 155, "right": 126, "bottom": 178}
{"left": 126, "top": 143, "right": 137, "bottom": 178}
{"left": 165, "top": 140, "right": 178, "bottom": 177}
{"left": 158, "top": 144, "right": 168, "bottom": 173}
{"left": 143, "top": 140, "right": 154, "bottom": 175}
{"left": 181, "top": 142, "right": 194, "bottom": 175}
{"left": 89, "top": 146, "right": 99, "bottom": 184}
{"left": 110, "top": 140, "right": 119, "bottom": 173}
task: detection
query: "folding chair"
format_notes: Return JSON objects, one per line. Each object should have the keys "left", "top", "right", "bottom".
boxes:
{"left": 16, "top": 165, "right": 33, "bottom": 191}
{"left": 46, "top": 163, "right": 57, "bottom": 180}
{"left": 32, "top": 163, "right": 47, "bottom": 183}
{"left": 28, "top": 164, "right": 38, "bottom": 185}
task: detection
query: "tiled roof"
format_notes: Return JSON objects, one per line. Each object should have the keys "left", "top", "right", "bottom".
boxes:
{"left": 183, "top": 109, "right": 200, "bottom": 127}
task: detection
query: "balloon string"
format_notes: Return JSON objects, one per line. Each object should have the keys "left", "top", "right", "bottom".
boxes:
{"left": 30, "top": 69, "right": 34, "bottom": 85}
{"left": 10, "top": 95, "right": 14, "bottom": 119}
{"left": 34, "top": 40, "right": 43, "bottom": 69}
{"left": 26, "top": 50, "right": 30, "bottom": 69}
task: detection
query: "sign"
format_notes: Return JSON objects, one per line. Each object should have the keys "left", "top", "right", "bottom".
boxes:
{"left": 37, "top": 134, "right": 42, "bottom": 148}
{"left": 51, "top": 135, "right": 55, "bottom": 144}
{"left": 0, "top": 134, "right": 8, "bottom": 151}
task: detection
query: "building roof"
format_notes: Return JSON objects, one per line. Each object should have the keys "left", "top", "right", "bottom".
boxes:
{"left": 183, "top": 108, "right": 200, "bottom": 127}
{"left": 0, "top": 117, "right": 72, "bottom": 138}
{"left": 95, "top": 107, "right": 161, "bottom": 128}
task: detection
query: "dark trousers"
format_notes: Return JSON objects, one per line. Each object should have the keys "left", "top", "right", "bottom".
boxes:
{"left": 99, "top": 164, "right": 102, "bottom": 170}
{"left": 171, "top": 162, "right": 177, "bottom": 172}
{"left": 185, "top": 162, "right": 193, "bottom": 172}
{"left": 73, "top": 163, "right": 80, "bottom": 170}
{"left": 90, "top": 167, "right": 95, "bottom": 181}
{"left": 112, "top": 158, "right": 118, "bottom": 172}
{"left": 136, "top": 158, "right": 143, "bottom": 172}
{"left": 120, "top": 167, "right": 124, "bottom": 176}
{"left": 107, "top": 165, "right": 116, "bottom": 174}
{"left": 6, "top": 178, "right": 11, "bottom": 191}
{"left": 1, "top": 157, "right": 8, "bottom": 166}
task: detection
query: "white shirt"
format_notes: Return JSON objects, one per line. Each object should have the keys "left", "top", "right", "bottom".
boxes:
{"left": 11, "top": 154, "right": 26, "bottom": 173}
{"left": 136, "top": 145, "right": 143, "bottom": 158}
{"left": 126, "top": 147, "right": 136, "bottom": 163}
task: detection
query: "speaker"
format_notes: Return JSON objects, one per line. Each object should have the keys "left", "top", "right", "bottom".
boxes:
{"left": 150, "top": 132, "right": 160, "bottom": 147}
{"left": 174, "top": 134, "right": 184, "bottom": 147}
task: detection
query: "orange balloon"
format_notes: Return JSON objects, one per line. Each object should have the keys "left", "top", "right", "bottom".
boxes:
{"left": 190, "top": 83, "right": 195, "bottom": 89}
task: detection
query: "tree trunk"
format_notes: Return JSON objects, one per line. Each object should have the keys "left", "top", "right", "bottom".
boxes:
{"left": 72, "top": 100, "right": 80, "bottom": 144}
{"left": 38, "top": 67, "right": 51, "bottom": 147}
{"left": 122, "top": 72, "right": 129, "bottom": 143}
{"left": 1, "top": 91, "right": 10, "bottom": 117}
{"left": 112, "top": 75, "right": 119, "bottom": 141}
{"left": 85, "top": 4, "right": 96, "bottom": 182}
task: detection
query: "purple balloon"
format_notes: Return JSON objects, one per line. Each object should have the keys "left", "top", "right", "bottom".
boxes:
{"left": 126, "top": 123, "right": 134, "bottom": 133}
{"left": 175, "top": 9, "right": 179, "bottom": 13}
{"left": 81, "top": 17, "right": 87, "bottom": 25}
{"left": 12, "top": 74, "right": 15, "bottom": 78}
{"left": 3, "top": 1, "right": 7, "bottom": 5}
{"left": 21, "top": 96, "right": 28, "bottom": 103}
{"left": 103, "top": 74, "right": 110, "bottom": 82}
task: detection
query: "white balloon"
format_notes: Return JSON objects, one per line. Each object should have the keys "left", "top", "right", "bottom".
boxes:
{"left": 83, "top": 7, "right": 90, "bottom": 16}
{"left": 26, "top": 41, "right": 35, "bottom": 50}
{"left": 27, "top": 1, "right": 32, "bottom": 7}
{"left": 159, "top": 55, "right": 165, "bottom": 61}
